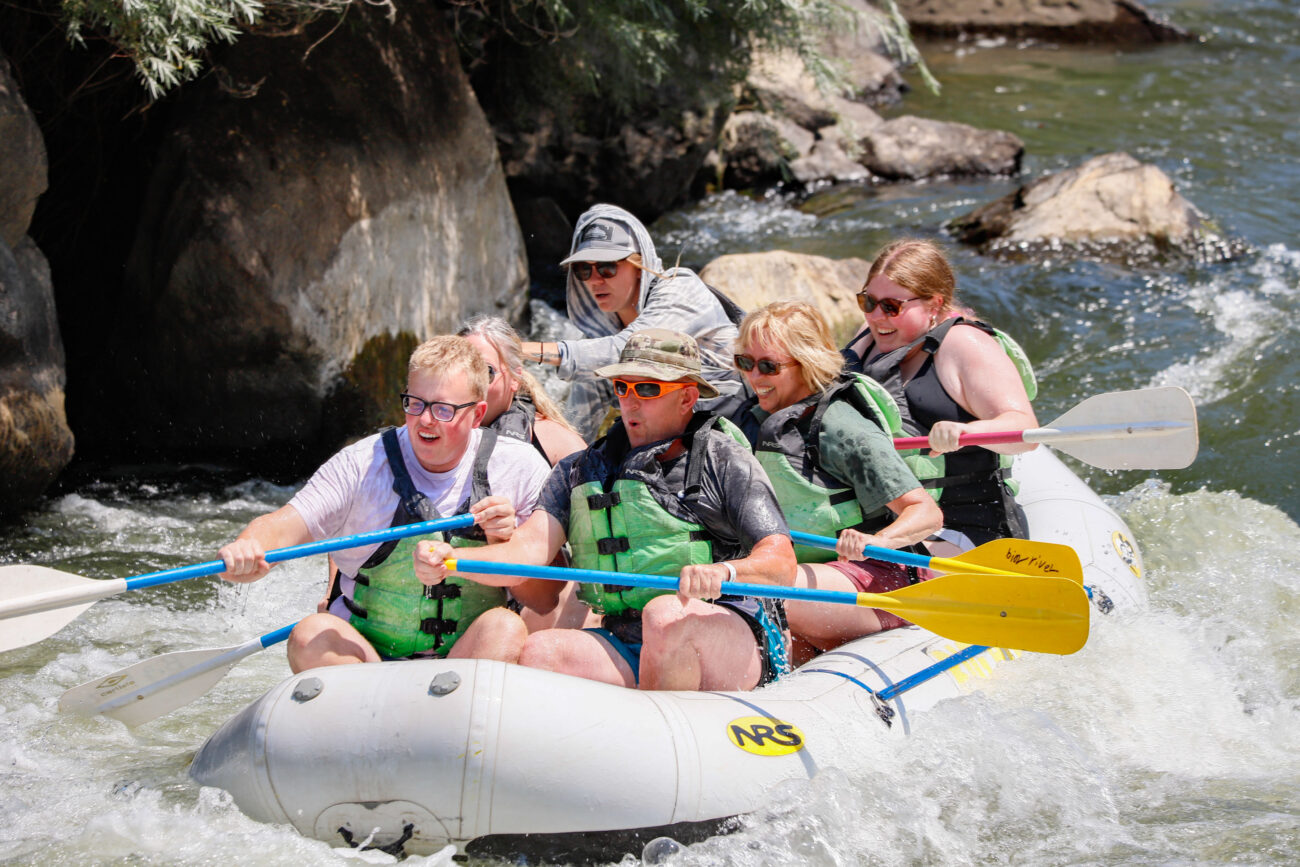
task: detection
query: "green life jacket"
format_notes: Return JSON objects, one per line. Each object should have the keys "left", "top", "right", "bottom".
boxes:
{"left": 857, "top": 317, "right": 1038, "bottom": 542}
{"left": 569, "top": 414, "right": 750, "bottom": 616}
{"left": 753, "top": 373, "right": 905, "bottom": 563}
{"left": 341, "top": 428, "right": 507, "bottom": 659}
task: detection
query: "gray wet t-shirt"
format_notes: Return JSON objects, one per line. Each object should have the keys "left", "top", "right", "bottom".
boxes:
{"left": 815, "top": 399, "right": 923, "bottom": 521}
{"left": 537, "top": 425, "right": 788, "bottom": 561}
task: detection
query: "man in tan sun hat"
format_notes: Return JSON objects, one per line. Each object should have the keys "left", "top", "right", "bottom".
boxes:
{"left": 415, "top": 328, "right": 797, "bottom": 693}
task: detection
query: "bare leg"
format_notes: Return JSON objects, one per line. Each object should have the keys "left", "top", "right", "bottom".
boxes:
{"left": 518, "top": 628, "right": 636, "bottom": 688}
{"left": 520, "top": 583, "right": 602, "bottom": 632}
{"left": 287, "top": 613, "right": 382, "bottom": 672}
{"left": 784, "top": 564, "right": 888, "bottom": 653}
{"left": 638, "top": 596, "right": 763, "bottom": 692}
{"left": 448, "top": 607, "right": 529, "bottom": 664}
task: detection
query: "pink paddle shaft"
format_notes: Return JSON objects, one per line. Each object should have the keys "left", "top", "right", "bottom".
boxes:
{"left": 894, "top": 431, "right": 1026, "bottom": 450}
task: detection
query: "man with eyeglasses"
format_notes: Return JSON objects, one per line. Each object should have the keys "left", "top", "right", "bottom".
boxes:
{"left": 415, "top": 328, "right": 797, "bottom": 692}
{"left": 217, "top": 335, "right": 553, "bottom": 672}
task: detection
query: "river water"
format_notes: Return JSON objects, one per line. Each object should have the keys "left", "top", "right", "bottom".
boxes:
{"left": 2, "top": 0, "right": 1298, "bottom": 863}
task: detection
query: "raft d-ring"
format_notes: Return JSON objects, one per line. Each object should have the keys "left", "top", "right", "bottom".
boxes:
{"left": 871, "top": 692, "right": 895, "bottom": 727}
{"left": 292, "top": 677, "right": 324, "bottom": 702}
{"left": 428, "top": 671, "right": 461, "bottom": 696}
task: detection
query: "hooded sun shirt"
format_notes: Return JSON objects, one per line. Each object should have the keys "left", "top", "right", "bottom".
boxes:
{"left": 557, "top": 205, "right": 743, "bottom": 414}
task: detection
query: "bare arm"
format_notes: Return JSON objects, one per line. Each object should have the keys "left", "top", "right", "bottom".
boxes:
{"left": 218, "top": 504, "right": 313, "bottom": 583}
{"left": 677, "top": 533, "right": 797, "bottom": 600}
{"left": 932, "top": 325, "right": 1038, "bottom": 455}
{"left": 533, "top": 418, "right": 587, "bottom": 466}
{"left": 413, "top": 509, "right": 567, "bottom": 588}
{"left": 836, "top": 488, "right": 942, "bottom": 559}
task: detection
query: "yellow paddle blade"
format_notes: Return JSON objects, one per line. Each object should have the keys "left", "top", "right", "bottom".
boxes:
{"left": 932, "top": 539, "right": 1085, "bottom": 584}
{"left": 856, "top": 572, "right": 1091, "bottom": 655}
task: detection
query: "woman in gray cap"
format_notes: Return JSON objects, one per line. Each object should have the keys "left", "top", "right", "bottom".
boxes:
{"left": 520, "top": 203, "right": 745, "bottom": 438}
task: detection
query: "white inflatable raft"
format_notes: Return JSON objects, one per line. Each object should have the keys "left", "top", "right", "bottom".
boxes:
{"left": 190, "top": 447, "right": 1145, "bottom": 858}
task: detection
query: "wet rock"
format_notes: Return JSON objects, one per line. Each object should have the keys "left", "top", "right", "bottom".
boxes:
{"left": 110, "top": 3, "right": 527, "bottom": 463}
{"left": 717, "top": 112, "right": 803, "bottom": 189}
{"left": 895, "top": 0, "right": 1193, "bottom": 43}
{"left": 790, "top": 127, "right": 871, "bottom": 185}
{"left": 950, "top": 151, "right": 1244, "bottom": 263}
{"left": 700, "top": 250, "right": 869, "bottom": 340}
{"left": 0, "top": 49, "right": 47, "bottom": 249}
{"left": 859, "top": 115, "right": 1023, "bottom": 180}
{"left": 496, "top": 104, "right": 726, "bottom": 225}
{"left": 0, "top": 236, "right": 73, "bottom": 515}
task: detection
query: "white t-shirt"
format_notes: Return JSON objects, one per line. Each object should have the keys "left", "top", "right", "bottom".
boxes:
{"left": 289, "top": 426, "right": 550, "bottom": 579}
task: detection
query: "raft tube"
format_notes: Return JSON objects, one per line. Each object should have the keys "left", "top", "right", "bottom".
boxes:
{"left": 190, "top": 447, "right": 1146, "bottom": 857}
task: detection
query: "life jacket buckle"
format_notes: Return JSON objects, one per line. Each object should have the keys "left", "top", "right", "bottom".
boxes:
{"left": 596, "top": 537, "right": 631, "bottom": 555}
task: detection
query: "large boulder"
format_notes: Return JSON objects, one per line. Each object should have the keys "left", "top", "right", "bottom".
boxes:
{"left": 0, "top": 50, "right": 46, "bottom": 249}
{"left": 700, "top": 250, "right": 869, "bottom": 340}
{"left": 0, "top": 237, "right": 73, "bottom": 515}
{"left": 950, "top": 151, "right": 1243, "bottom": 262}
{"left": 716, "top": 111, "right": 805, "bottom": 189}
{"left": 895, "top": 0, "right": 1192, "bottom": 42}
{"left": 110, "top": 4, "right": 527, "bottom": 463}
{"left": 497, "top": 103, "right": 726, "bottom": 227}
{"left": 859, "top": 115, "right": 1023, "bottom": 180}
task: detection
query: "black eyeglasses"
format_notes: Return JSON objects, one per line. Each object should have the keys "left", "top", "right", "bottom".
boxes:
{"left": 734, "top": 354, "right": 800, "bottom": 375}
{"left": 400, "top": 394, "right": 478, "bottom": 421}
{"left": 856, "top": 293, "right": 924, "bottom": 318}
{"left": 572, "top": 261, "right": 620, "bottom": 281}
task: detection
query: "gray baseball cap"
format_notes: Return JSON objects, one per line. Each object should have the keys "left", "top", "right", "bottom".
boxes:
{"left": 593, "top": 328, "right": 720, "bottom": 399}
{"left": 559, "top": 217, "right": 638, "bottom": 265}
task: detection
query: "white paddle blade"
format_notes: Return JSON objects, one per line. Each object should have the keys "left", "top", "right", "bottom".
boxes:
{"left": 59, "top": 643, "right": 247, "bottom": 727}
{"left": 1043, "top": 386, "right": 1199, "bottom": 470}
{"left": 0, "top": 566, "right": 124, "bottom": 651}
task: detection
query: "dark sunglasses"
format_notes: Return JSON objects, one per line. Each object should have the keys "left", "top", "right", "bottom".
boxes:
{"left": 572, "top": 261, "right": 620, "bottom": 281}
{"left": 856, "top": 293, "right": 924, "bottom": 318}
{"left": 611, "top": 379, "right": 691, "bottom": 399}
{"left": 399, "top": 394, "right": 477, "bottom": 421}
{"left": 734, "top": 354, "right": 800, "bottom": 375}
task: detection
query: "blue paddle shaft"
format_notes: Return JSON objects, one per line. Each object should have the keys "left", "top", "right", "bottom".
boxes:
{"left": 789, "top": 530, "right": 934, "bottom": 570}
{"left": 447, "top": 558, "right": 864, "bottom": 607}
{"left": 259, "top": 623, "right": 298, "bottom": 648}
{"left": 123, "top": 514, "right": 476, "bottom": 592}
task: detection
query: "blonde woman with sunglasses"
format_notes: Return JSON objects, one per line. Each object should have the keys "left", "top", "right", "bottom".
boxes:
{"left": 519, "top": 204, "right": 745, "bottom": 438}
{"left": 731, "top": 302, "right": 942, "bottom": 657}
{"left": 843, "top": 239, "right": 1039, "bottom": 554}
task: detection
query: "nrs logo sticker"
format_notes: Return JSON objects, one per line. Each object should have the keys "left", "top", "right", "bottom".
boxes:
{"left": 1111, "top": 531, "right": 1141, "bottom": 578}
{"left": 726, "top": 716, "right": 805, "bottom": 756}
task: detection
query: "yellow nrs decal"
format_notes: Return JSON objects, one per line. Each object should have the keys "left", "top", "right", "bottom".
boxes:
{"left": 726, "top": 716, "right": 805, "bottom": 756}
{"left": 925, "top": 642, "right": 1019, "bottom": 690}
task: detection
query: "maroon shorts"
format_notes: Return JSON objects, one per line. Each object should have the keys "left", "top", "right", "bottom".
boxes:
{"left": 822, "top": 559, "right": 915, "bottom": 631}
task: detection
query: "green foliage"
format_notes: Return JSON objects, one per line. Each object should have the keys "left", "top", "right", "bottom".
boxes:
{"left": 61, "top": 0, "right": 265, "bottom": 97}
{"left": 454, "top": 0, "right": 932, "bottom": 124}
{"left": 57, "top": 0, "right": 370, "bottom": 98}
{"left": 453, "top": 0, "right": 843, "bottom": 119}
{"left": 51, "top": 0, "right": 931, "bottom": 106}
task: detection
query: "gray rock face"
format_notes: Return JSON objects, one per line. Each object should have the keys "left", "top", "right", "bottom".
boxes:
{"left": 859, "top": 116, "right": 1024, "bottom": 180}
{"left": 718, "top": 112, "right": 802, "bottom": 189}
{"left": 950, "top": 152, "right": 1244, "bottom": 262}
{"left": 497, "top": 105, "right": 726, "bottom": 225}
{"left": 895, "top": 0, "right": 1192, "bottom": 42}
{"left": 111, "top": 4, "right": 527, "bottom": 460}
{"left": 0, "top": 51, "right": 47, "bottom": 250}
{"left": 0, "top": 236, "right": 74, "bottom": 515}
